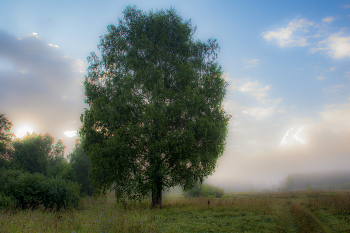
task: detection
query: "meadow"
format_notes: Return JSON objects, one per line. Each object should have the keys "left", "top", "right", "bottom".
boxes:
{"left": 1, "top": 190, "right": 350, "bottom": 232}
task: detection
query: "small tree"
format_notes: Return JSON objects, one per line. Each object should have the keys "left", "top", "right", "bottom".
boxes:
{"left": 284, "top": 175, "right": 295, "bottom": 191}
{"left": 80, "top": 6, "right": 230, "bottom": 208}
{"left": 0, "top": 114, "right": 14, "bottom": 168}
{"left": 69, "top": 140, "right": 92, "bottom": 196}
{"left": 12, "top": 132, "right": 54, "bottom": 175}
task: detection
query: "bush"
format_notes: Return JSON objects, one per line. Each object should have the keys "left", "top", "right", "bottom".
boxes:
{"left": 0, "top": 169, "right": 80, "bottom": 210}
{"left": 184, "top": 184, "right": 224, "bottom": 198}
{"left": 183, "top": 184, "right": 201, "bottom": 198}
{"left": 0, "top": 194, "right": 16, "bottom": 210}
{"left": 262, "top": 188, "right": 272, "bottom": 192}
{"left": 44, "top": 177, "right": 81, "bottom": 209}
{"left": 201, "top": 184, "right": 224, "bottom": 198}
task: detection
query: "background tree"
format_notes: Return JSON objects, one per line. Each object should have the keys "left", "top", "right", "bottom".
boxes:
{"left": 284, "top": 175, "right": 295, "bottom": 191}
{"left": 69, "top": 140, "right": 92, "bottom": 196}
{"left": 12, "top": 132, "right": 54, "bottom": 174}
{"left": 80, "top": 6, "right": 230, "bottom": 208}
{"left": 47, "top": 139, "right": 77, "bottom": 182}
{"left": 0, "top": 114, "right": 14, "bottom": 168}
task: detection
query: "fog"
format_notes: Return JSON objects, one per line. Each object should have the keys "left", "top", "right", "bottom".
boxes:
{"left": 206, "top": 98, "right": 350, "bottom": 191}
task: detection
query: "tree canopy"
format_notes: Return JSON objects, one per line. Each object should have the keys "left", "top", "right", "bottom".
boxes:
{"left": 0, "top": 114, "right": 14, "bottom": 168}
{"left": 0, "top": 114, "right": 14, "bottom": 154}
{"left": 80, "top": 6, "right": 230, "bottom": 208}
{"left": 69, "top": 139, "right": 92, "bottom": 196}
{"left": 12, "top": 132, "right": 54, "bottom": 174}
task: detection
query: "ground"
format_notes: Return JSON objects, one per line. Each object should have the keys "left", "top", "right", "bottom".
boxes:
{"left": 1, "top": 190, "right": 349, "bottom": 232}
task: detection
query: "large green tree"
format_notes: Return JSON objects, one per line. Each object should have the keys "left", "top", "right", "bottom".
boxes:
{"left": 80, "top": 6, "right": 230, "bottom": 208}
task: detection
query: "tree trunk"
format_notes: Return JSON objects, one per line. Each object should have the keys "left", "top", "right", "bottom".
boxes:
{"left": 151, "top": 184, "right": 162, "bottom": 208}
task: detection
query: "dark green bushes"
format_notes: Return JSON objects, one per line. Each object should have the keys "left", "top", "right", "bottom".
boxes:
{"left": 184, "top": 184, "right": 224, "bottom": 198}
{"left": 0, "top": 169, "right": 80, "bottom": 210}
{"left": 0, "top": 194, "right": 16, "bottom": 210}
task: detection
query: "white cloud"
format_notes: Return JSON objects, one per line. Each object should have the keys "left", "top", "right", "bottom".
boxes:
{"left": 277, "top": 106, "right": 288, "bottom": 114}
{"left": 322, "top": 16, "right": 335, "bottom": 24}
{"left": 71, "top": 59, "right": 85, "bottom": 73}
{"left": 316, "top": 76, "right": 325, "bottom": 81}
{"left": 323, "top": 84, "right": 345, "bottom": 92}
{"left": 243, "top": 58, "right": 260, "bottom": 69}
{"left": 346, "top": 71, "right": 350, "bottom": 78}
{"left": 310, "top": 33, "right": 350, "bottom": 58}
{"left": 251, "top": 92, "right": 267, "bottom": 103}
{"left": 222, "top": 73, "right": 239, "bottom": 92}
{"left": 344, "top": 4, "right": 350, "bottom": 9}
{"left": 308, "top": 47, "right": 327, "bottom": 54}
{"left": 238, "top": 80, "right": 272, "bottom": 103}
{"left": 239, "top": 80, "right": 270, "bottom": 93}
{"left": 262, "top": 18, "right": 314, "bottom": 47}
{"left": 328, "top": 66, "right": 336, "bottom": 72}
{"left": 242, "top": 106, "right": 276, "bottom": 119}
{"left": 48, "top": 43, "right": 59, "bottom": 48}
{"left": 222, "top": 72, "right": 232, "bottom": 82}
{"left": 274, "top": 98, "right": 283, "bottom": 104}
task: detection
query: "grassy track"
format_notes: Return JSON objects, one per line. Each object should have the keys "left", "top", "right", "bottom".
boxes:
{"left": 0, "top": 191, "right": 349, "bottom": 232}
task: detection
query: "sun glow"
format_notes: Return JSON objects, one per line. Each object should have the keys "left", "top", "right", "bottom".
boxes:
{"left": 14, "top": 124, "right": 35, "bottom": 138}
{"left": 64, "top": 131, "right": 77, "bottom": 137}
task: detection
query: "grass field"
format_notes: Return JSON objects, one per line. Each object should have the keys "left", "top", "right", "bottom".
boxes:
{"left": 1, "top": 190, "right": 350, "bottom": 232}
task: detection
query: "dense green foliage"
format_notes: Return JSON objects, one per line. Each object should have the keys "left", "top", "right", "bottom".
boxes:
{"left": 0, "top": 169, "right": 80, "bottom": 210}
{"left": 11, "top": 132, "right": 53, "bottom": 174}
{"left": 0, "top": 116, "right": 88, "bottom": 210}
{"left": 47, "top": 139, "right": 77, "bottom": 183}
{"left": 0, "top": 114, "right": 14, "bottom": 169}
{"left": 69, "top": 140, "right": 92, "bottom": 196}
{"left": 0, "top": 194, "right": 16, "bottom": 210}
{"left": 184, "top": 184, "right": 224, "bottom": 198}
{"left": 80, "top": 6, "right": 230, "bottom": 207}
{"left": 0, "top": 125, "right": 77, "bottom": 183}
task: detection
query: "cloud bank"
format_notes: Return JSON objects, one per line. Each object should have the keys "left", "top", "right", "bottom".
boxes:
{"left": 0, "top": 30, "right": 86, "bottom": 154}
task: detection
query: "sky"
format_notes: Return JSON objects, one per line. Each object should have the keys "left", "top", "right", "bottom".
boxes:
{"left": 1, "top": 0, "right": 350, "bottom": 189}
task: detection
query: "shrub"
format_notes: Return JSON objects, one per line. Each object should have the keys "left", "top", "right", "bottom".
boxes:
{"left": 184, "top": 184, "right": 224, "bottom": 198}
{"left": 183, "top": 184, "right": 201, "bottom": 197}
{"left": 44, "top": 177, "right": 81, "bottom": 209}
{"left": 0, "top": 194, "right": 16, "bottom": 210}
{"left": 0, "top": 169, "right": 80, "bottom": 210}
{"left": 262, "top": 188, "right": 271, "bottom": 192}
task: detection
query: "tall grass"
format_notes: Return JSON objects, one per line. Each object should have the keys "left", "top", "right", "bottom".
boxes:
{"left": 307, "top": 192, "right": 350, "bottom": 215}
{"left": 1, "top": 191, "right": 350, "bottom": 232}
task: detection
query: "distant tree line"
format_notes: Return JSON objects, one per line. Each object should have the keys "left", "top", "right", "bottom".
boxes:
{"left": 279, "top": 170, "right": 350, "bottom": 191}
{"left": 0, "top": 114, "right": 92, "bottom": 210}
